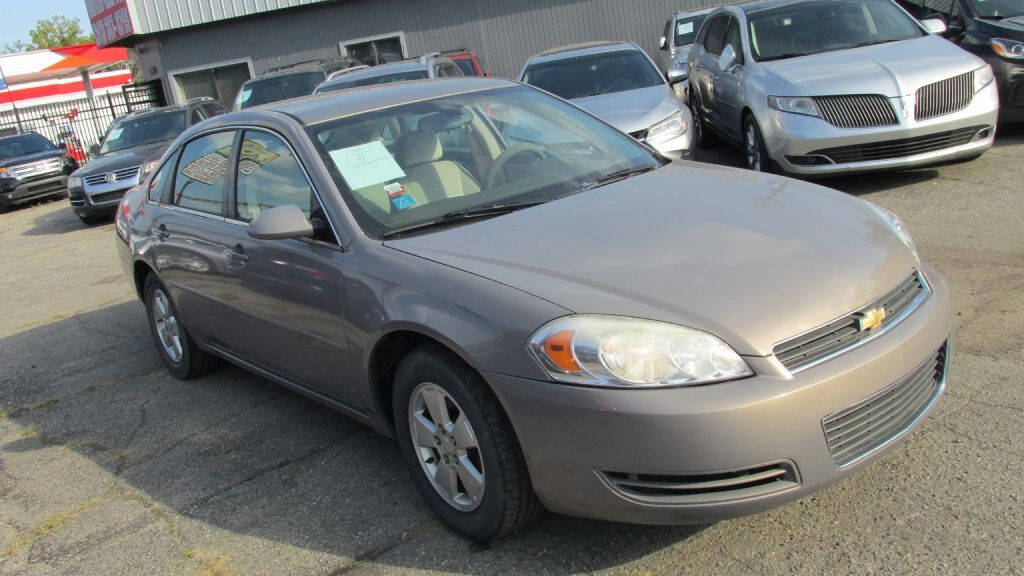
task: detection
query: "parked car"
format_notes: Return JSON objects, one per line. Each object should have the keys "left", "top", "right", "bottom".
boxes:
{"left": 234, "top": 57, "right": 363, "bottom": 110}
{"left": 896, "top": 0, "right": 1024, "bottom": 123}
{"left": 441, "top": 48, "right": 490, "bottom": 76}
{"left": 313, "top": 53, "right": 463, "bottom": 94}
{"left": 325, "top": 64, "right": 370, "bottom": 82}
{"left": 519, "top": 41, "right": 694, "bottom": 158}
{"left": 688, "top": 0, "right": 999, "bottom": 175}
{"left": 68, "top": 98, "right": 226, "bottom": 223}
{"left": 116, "top": 77, "right": 951, "bottom": 541}
{"left": 0, "top": 132, "right": 78, "bottom": 212}
{"left": 656, "top": 7, "right": 715, "bottom": 77}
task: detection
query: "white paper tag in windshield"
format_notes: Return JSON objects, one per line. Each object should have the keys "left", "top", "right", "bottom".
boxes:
{"left": 238, "top": 88, "right": 252, "bottom": 104}
{"left": 328, "top": 141, "right": 406, "bottom": 190}
{"left": 677, "top": 21, "right": 694, "bottom": 36}
{"left": 107, "top": 127, "right": 124, "bottom": 141}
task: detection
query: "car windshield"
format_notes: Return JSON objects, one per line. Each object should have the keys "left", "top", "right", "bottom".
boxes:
{"left": 675, "top": 15, "right": 707, "bottom": 46}
{"left": 967, "top": 0, "right": 1024, "bottom": 18}
{"left": 235, "top": 70, "right": 325, "bottom": 110}
{"left": 309, "top": 85, "right": 663, "bottom": 239}
{"left": 453, "top": 59, "right": 477, "bottom": 76}
{"left": 0, "top": 134, "right": 56, "bottom": 159}
{"left": 748, "top": 0, "right": 926, "bottom": 62}
{"left": 99, "top": 111, "right": 186, "bottom": 155}
{"left": 521, "top": 49, "right": 665, "bottom": 100}
{"left": 316, "top": 70, "right": 430, "bottom": 93}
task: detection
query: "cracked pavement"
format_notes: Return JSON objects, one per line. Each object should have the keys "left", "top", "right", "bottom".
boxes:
{"left": 0, "top": 125, "right": 1022, "bottom": 575}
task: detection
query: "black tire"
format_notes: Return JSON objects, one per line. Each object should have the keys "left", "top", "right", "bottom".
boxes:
{"left": 690, "top": 96, "right": 714, "bottom": 148}
{"left": 743, "top": 115, "right": 773, "bottom": 173}
{"left": 142, "top": 273, "right": 218, "bottom": 380}
{"left": 393, "top": 345, "right": 543, "bottom": 541}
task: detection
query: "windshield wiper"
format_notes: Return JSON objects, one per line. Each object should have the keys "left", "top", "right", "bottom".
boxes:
{"left": 758, "top": 52, "right": 814, "bottom": 62}
{"left": 977, "top": 14, "right": 1009, "bottom": 20}
{"left": 580, "top": 164, "right": 658, "bottom": 191}
{"left": 850, "top": 39, "right": 899, "bottom": 49}
{"left": 382, "top": 200, "right": 550, "bottom": 239}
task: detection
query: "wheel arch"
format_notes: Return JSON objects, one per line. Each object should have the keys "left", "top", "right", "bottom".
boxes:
{"left": 132, "top": 259, "right": 156, "bottom": 301}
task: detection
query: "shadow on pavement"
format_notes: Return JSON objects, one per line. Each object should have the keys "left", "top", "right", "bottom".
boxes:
{"left": 20, "top": 200, "right": 110, "bottom": 237}
{"left": 0, "top": 302, "right": 705, "bottom": 573}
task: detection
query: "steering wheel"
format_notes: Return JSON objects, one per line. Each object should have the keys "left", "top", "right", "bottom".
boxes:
{"left": 602, "top": 79, "right": 634, "bottom": 94}
{"left": 484, "top": 143, "right": 547, "bottom": 189}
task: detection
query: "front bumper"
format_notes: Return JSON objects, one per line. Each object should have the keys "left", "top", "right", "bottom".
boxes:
{"left": 762, "top": 82, "right": 999, "bottom": 176}
{"left": 987, "top": 55, "right": 1024, "bottom": 123}
{"left": 486, "top": 265, "right": 952, "bottom": 525}
{"left": 69, "top": 183, "right": 134, "bottom": 218}
{"left": 0, "top": 174, "right": 69, "bottom": 207}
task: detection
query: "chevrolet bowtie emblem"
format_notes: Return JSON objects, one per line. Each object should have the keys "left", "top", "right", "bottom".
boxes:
{"left": 857, "top": 307, "right": 887, "bottom": 332}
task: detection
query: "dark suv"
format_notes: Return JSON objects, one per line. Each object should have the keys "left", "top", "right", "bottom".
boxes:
{"left": 68, "top": 98, "right": 226, "bottom": 223}
{"left": 897, "top": 0, "right": 1024, "bottom": 123}
{"left": 233, "top": 58, "right": 362, "bottom": 110}
{"left": 0, "top": 132, "right": 78, "bottom": 212}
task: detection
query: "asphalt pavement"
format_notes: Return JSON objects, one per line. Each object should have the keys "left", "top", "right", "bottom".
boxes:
{"left": 1, "top": 125, "right": 1022, "bottom": 575}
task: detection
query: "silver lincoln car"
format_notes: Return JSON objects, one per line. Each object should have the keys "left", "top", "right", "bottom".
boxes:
{"left": 116, "top": 77, "right": 951, "bottom": 541}
{"left": 688, "top": 0, "right": 1000, "bottom": 175}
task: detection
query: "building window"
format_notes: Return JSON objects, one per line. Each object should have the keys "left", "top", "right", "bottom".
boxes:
{"left": 341, "top": 32, "right": 406, "bottom": 66}
{"left": 173, "top": 62, "right": 251, "bottom": 108}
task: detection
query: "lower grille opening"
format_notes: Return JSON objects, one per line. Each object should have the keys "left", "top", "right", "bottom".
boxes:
{"left": 785, "top": 154, "right": 834, "bottom": 166}
{"left": 810, "top": 126, "right": 988, "bottom": 164}
{"left": 602, "top": 461, "right": 799, "bottom": 504}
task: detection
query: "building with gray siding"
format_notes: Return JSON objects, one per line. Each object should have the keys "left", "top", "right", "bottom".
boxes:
{"left": 88, "top": 0, "right": 727, "bottom": 108}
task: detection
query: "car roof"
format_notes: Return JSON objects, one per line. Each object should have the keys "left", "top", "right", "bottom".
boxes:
{"left": 674, "top": 6, "right": 717, "bottom": 18}
{"left": 315, "top": 58, "right": 439, "bottom": 91}
{"left": 245, "top": 66, "right": 325, "bottom": 83}
{"left": 737, "top": 0, "right": 817, "bottom": 15}
{"left": 216, "top": 77, "right": 515, "bottom": 127}
{"left": 0, "top": 131, "right": 48, "bottom": 142}
{"left": 526, "top": 41, "right": 638, "bottom": 65}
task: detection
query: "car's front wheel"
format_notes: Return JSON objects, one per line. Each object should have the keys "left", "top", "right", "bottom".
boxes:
{"left": 690, "top": 97, "right": 713, "bottom": 148}
{"left": 743, "top": 115, "right": 771, "bottom": 172}
{"left": 143, "top": 274, "right": 217, "bottom": 379}
{"left": 393, "top": 346, "right": 543, "bottom": 541}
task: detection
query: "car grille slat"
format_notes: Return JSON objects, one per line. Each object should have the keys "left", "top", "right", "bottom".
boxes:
{"left": 823, "top": 344, "right": 946, "bottom": 467}
{"left": 814, "top": 95, "right": 899, "bottom": 128}
{"left": 812, "top": 126, "right": 985, "bottom": 164}
{"left": 602, "top": 462, "right": 800, "bottom": 504}
{"left": 9, "top": 157, "right": 64, "bottom": 179}
{"left": 916, "top": 71, "right": 973, "bottom": 121}
{"left": 84, "top": 165, "right": 141, "bottom": 186}
{"left": 774, "top": 272, "right": 929, "bottom": 372}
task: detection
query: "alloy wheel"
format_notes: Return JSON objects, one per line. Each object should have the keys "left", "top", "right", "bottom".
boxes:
{"left": 407, "top": 382, "right": 485, "bottom": 512}
{"left": 745, "top": 124, "right": 762, "bottom": 171}
{"left": 151, "top": 288, "right": 183, "bottom": 363}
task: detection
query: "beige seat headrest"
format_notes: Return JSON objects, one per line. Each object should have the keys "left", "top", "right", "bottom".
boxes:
{"left": 399, "top": 130, "right": 443, "bottom": 167}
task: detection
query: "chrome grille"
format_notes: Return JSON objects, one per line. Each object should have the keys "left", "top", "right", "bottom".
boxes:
{"left": 823, "top": 343, "right": 947, "bottom": 467}
{"left": 84, "top": 165, "right": 141, "bottom": 186}
{"left": 810, "top": 126, "right": 986, "bottom": 164}
{"left": 774, "top": 272, "right": 929, "bottom": 372}
{"left": 814, "top": 95, "right": 899, "bottom": 128}
{"left": 602, "top": 462, "right": 799, "bottom": 504}
{"left": 8, "top": 157, "right": 63, "bottom": 179}
{"left": 916, "top": 71, "right": 973, "bottom": 121}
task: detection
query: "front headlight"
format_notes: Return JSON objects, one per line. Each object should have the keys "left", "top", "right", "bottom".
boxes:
{"left": 767, "top": 96, "right": 821, "bottom": 118}
{"left": 973, "top": 64, "right": 995, "bottom": 93}
{"left": 68, "top": 175, "right": 83, "bottom": 189}
{"left": 646, "top": 111, "right": 688, "bottom": 143}
{"left": 866, "top": 202, "right": 918, "bottom": 259}
{"left": 528, "top": 315, "right": 752, "bottom": 388}
{"left": 991, "top": 38, "right": 1024, "bottom": 61}
{"left": 0, "top": 167, "right": 15, "bottom": 180}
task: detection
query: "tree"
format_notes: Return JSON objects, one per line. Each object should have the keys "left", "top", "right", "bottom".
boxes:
{"left": 1, "top": 39, "right": 32, "bottom": 54}
{"left": 28, "top": 16, "right": 93, "bottom": 50}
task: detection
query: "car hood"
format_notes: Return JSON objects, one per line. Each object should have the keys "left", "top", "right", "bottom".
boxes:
{"left": 77, "top": 140, "right": 172, "bottom": 176}
{"left": 571, "top": 85, "right": 680, "bottom": 134}
{"left": 977, "top": 15, "right": 1024, "bottom": 37}
{"left": 386, "top": 162, "right": 919, "bottom": 357}
{"left": 0, "top": 149, "right": 65, "bottom": 169}
{"left": 760, "top": 35, "right": 981, "bottom": 97}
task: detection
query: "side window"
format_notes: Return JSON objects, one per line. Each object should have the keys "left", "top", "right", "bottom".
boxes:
{"left": 725, "top": 17, "right": 745, "bottom": 64}
{"left": 204, "top": 103, "right": 225, "bottom": 118}
{"left": 148, "top": 152, "right": 178, "bottom": 203}
{"left": 663, "top": 19, "right": 673, "bottom": 45}
{"left": 446, "top": 63, "right": 463, "bottom": 76}
{"left": 703, "top": 15, "right": 728, "bottom": 56}
{"left": 172, "top": 131, "right": 234, "bottom": 215}
{"left": 190, "top": 107, "right": 207, "bottom": 125}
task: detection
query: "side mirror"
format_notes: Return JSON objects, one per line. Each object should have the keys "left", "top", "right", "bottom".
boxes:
{"left": 920, "top": 18, "right": 948, "bottom": 35}
{"left": 248, "top": 204, "right": 314, "bottom": 240}
{"left": 88, "top": 143, "right": 100, "bottom": 156}
{"left": 58, "top": 142, "right": 68, "bottom": 150}
{"left": 667, "top": 62, "right": 689, "bottom": 85}
{"left": 659, "top": 36, "right": 668, "bottom": 51}
{"left": 718, "top": 44, "right": 738, "bottom": 73}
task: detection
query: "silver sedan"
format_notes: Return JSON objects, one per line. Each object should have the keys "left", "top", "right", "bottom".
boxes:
{"left": 688, "top": 0, "right": 999, "bottom": 175}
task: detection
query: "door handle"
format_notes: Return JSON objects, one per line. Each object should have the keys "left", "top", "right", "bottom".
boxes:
{"left": 156, "top": 224, "right": 169, "bottom": 241}
{"left": 230, "top": 244, "right": 249, "bottom": 265}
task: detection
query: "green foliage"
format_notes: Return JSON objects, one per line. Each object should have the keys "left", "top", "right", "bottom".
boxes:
{"left": 28, "top": 16, "right": 94, "bottom": 50}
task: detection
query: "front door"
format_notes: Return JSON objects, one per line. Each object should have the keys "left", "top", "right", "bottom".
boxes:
{"left": 694, "top": 14, "right": 729, "bottom": 133}
{"left": 714, "top": 16, "right": 746, "bottom": 142}
{"left": 221, "top": 129, "right": 356, "bottom": 407}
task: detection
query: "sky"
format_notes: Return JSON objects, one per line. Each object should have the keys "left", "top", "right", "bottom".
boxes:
{"left": 0, "top": 0, "right": 92, "bottom": 48}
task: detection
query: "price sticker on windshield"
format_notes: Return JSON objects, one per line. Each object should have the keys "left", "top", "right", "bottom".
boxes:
{"left": 329, "top": 141, "right": 406, "bottom": 190}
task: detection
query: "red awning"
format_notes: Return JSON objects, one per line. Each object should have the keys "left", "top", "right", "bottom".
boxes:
{"left": 43, "top": 44, "right": 129, "bottom": 71}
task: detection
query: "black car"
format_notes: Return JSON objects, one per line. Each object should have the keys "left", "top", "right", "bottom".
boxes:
{"left": 898, "top": 0, "right": 1024, "bottom": 123}
{"left": 233, "top": 57, "right": 362, "bottom": 111}
{"left": 0, "top": 132, "right": 78, "bottom": 212}
{"left": 68, "top": 98, "right": 226, "bottom": 223}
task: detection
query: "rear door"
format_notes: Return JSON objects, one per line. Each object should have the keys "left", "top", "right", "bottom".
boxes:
{"left": 693, "top": 14, "right": 729, "bottom": 129}
{"left": 218, "top": 129, "right": 356, "bottom": 407}
{"left": 151, "top": 130, "right": 241, "bottom": 346}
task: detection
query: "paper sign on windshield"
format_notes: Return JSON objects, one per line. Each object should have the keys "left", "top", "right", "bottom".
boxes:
{"left": 329, "top": 141, "right": 406, "bottom": 190}
{"left": 677, "top": 21, "right": 694, "bottom": 36}
{"left": 107, "top": 128, "right": 124, "bottom": 141}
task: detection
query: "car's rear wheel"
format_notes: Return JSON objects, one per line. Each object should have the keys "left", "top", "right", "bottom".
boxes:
{"left": 743, "top": 116, "right": 771, "bottom": 172}
{"left": 143, "top": 274, "right": 217, "bottom": 379}
{"left": 393, "top": 346, "right": 543, "bottom": 541}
